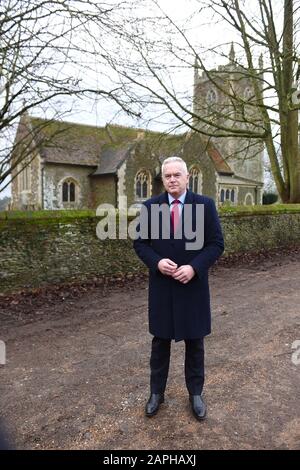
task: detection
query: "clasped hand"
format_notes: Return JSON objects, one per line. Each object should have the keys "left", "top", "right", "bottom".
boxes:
{"left": 157, "top": 259, "right": 195, "bottom": 284}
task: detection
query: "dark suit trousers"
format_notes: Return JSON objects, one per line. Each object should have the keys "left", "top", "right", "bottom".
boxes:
{"left": 150, "top": 336, "right": 205, "bottom": 395}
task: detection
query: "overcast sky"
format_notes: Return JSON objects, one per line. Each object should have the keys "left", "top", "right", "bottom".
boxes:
{"left": 32, "top": 0, "right": 240, "bottom": 129}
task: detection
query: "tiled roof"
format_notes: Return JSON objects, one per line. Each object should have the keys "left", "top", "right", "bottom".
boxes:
{"left": 91, "top": 131, "right": 186, "bottom": 175}
{"left": 27, "top": 118, "right": 148, "bottom": 167}
{"left": 20, "top": 116, "right": 232, "bottom": 175}
{"left": 206, "top": 143, "right": 233, "bottom": 175}
{"left": 30, "top": 117, "right": 108, "bottom": 166}
{"left": 218, "top": 174, "right": 263, "bottom": 185}
{"left": 91, "top": 145, "right": 133, "bottom": 175}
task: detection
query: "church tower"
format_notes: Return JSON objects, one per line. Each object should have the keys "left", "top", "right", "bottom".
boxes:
{"left": 193, "top": 44, "right": 264, "bottom": 186}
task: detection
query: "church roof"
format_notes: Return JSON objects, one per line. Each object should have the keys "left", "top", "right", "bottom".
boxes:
{"left": 23, "top": 116, "right": 149, "bottom": 167}
{"left": 91, "top": 130, "right": 186, "bottom": 175}
{"left": 218, "top": 174, "right": 264, "bottom": 186}
{"left": 17, "top": 115, "right": 233, "bottom": 176}
{"left": 91, "top": 145, "right": 133, "bottom": 175}
{"left": 29, "top": 117, "right": 106, "bottom": 166}
{"left": 206, "top": 142, "right": 233, "bottom": 175}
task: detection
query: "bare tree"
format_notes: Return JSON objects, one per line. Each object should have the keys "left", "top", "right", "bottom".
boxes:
{"left": 3, "top": 0, "right": 299, "bottom": 202}
{"left": 104, "top": 0, "right": 300, "bottom": 203}
{"left": 0, "top": 0, "right": 140, "bottom": 193}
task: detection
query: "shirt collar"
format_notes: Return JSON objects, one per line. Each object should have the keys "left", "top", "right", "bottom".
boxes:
{"left": 168, "top": 190, "right": 187, "bottom": 205}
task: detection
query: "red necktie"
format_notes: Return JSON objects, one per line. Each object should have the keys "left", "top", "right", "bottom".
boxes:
{"left": 171, "top": 199, "right": 180, "bottom": 232}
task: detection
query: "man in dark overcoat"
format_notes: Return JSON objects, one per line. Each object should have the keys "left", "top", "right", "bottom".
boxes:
{"left": 133, "top": 156, "right": 224, "bottom": 420}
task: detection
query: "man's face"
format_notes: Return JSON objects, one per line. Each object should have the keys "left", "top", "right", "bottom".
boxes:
{"left": 162, "top": 162, "right": 189, "bottom": 198}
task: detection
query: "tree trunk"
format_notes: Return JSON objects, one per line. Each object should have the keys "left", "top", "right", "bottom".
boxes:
{"left": 281, "top": 0, "right": 300, "bottom": 202}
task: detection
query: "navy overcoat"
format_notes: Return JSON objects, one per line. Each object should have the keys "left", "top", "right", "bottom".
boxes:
{"left": 133, "top": 190, "right": 224, "bottom": 342}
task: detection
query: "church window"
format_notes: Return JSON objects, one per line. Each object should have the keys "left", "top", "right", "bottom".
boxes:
{"left": 62, "top": 179, "right": 77, "bottom": 202}
{"left": 244, "top": 193, "right": 254, "bottom": 205}
{"left": 69, "top": 182, "right": 75, "bottom": 202}
{"left": 136, "top": 180, "right": 141, "bottom": 198}
{"left": 135, "top": 170, "right": 151, "bottom": 199}
{"left": 219, "top": 186, "right": 237, "bottom": 205}
{"left": 62, "top": 182, "right": 68, "bottom": 202}
{"left": 188, "top": 167, "right": 202, "bottom": 194}
{"left": 206, "top": 89, "right": 217, "bottom": 104}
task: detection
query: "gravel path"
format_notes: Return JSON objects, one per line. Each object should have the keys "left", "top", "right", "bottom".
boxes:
{"left": 1, "top": 251, "right": 300, "bottom": 449}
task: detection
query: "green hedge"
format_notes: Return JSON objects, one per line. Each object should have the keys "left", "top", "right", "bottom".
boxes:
{"left": 0, "top": 209, "right": 96, "bottom": 220}
{"left": 1, "top": 203, "right": 300, "bottom": 221}
{"left": 218, "top": 203, "right": 300, "bottom": 216}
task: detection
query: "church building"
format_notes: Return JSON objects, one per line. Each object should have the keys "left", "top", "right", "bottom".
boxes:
{"left": 11, "top": 47, "right": 264, "bottom": 210}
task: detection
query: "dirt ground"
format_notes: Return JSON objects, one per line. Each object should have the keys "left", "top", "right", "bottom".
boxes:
{"left": 0, "top": 248, "right": 300, "bottom": 450}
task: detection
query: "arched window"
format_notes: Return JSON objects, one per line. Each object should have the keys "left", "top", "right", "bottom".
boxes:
{"left": 62, "top": 182, "right": 68, "bottom": 202}
{"left": 226, "top": 189, "right": 230, "bottom": 200}
{"left": 188, "top": 167, "right": 202, "bottom": 194}
{"left": 206, "top": 89, "right": 217, "bottom": 104}
{"left": 220, "top": 189, "right": 225, "bottom": 202}
{"left": 244, "top": 193, "right": 254, "bottom": 205}
{"left": 231, "top": 189, "right": 235, "bottom": 203}
{"left": 142, "top": 180, "right": 147, "bottom": 197}
{"left": 70, "top": 182, "right": 75, "bottom": 202}
{"left": 62, "top": 179, "right": 77, "bottom": 203}
{"left": 136, "top": 180, "right": 141, "bottom": 198}
{"left": 135, "top": 170, "right": 151, "bottom": 199}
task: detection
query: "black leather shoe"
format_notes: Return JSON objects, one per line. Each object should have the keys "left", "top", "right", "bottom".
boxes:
{"left": 145, "top": 393, "right": 164, "bottom": 417}
{"left": 189, "top": 395, "right": 206, "bottom": 421}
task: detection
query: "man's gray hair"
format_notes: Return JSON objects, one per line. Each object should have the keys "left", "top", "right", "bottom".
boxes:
{"left": 161, "top": 156, "right": 188, "bottom": 175}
